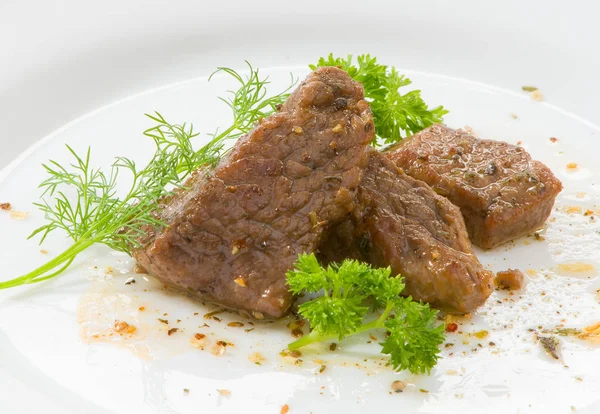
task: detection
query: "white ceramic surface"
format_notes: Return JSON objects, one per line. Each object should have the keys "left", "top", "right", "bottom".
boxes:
{"left": 1, "top": 1, "right": 599, "bottom": 413}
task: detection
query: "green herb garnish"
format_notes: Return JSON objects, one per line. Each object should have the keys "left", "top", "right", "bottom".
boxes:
{"left": 0, "top": 113, "right": 212, "bottom": 289}
{"left": 0, "top": 64, "right": 295, "bottom": 289}
{"left": 311, "top": 54, "right": 448, "bottom": 145}
{"left": 207, "top": 62, "right": 295, "bottom": 145}
{"left": 286, "top": 253, "right": 445, "bottom": 374}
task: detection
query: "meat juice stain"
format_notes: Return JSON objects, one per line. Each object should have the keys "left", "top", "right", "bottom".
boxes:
{"left": 76, "top": 275, "right": 198, "bottom": 360}
{"left": 556, "top": 262, "right": 598, "bottom": 278}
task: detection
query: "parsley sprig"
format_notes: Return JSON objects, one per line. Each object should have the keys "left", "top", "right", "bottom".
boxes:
{"left": 311, "top": 54, "right": 448, "bottom": 145}
{"left": 286, "top": 253, "right": 445, "bottom": 374}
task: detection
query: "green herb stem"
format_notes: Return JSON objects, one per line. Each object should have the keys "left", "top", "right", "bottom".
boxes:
{"left": 288, "top": 302, "right": 394, "bottom": 350}
{"left": 1, "top": 63, "right": 296, "bottom": 290}
{"left": 0, "top": 239, "right": 93, "bottom": 289}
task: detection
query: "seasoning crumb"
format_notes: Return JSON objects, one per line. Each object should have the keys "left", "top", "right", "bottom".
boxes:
{"left": 158, "top": 318, "right": 168, "bottom": 324}
{"left": 183, "top": 388, "right": 190, "bottom": 394}
{"left": 211, "top": 343, "right": 226, "bottom": 356}
{"left": 190, "top": 333, "right": 207, "bottom": 349}
{"left": 291, "top": 328, "right": 304, "bottom": 338}
{"left": 474, "top": 330, "right": 488, "bottom": 339}
{"left": 124, "top": 277, "right": 136, "bottom": 285}
{"left": 293, "top": 126, "right": 303, "bottom": 135}
{"left": 489, "top": 341, "right": 496, "bottom": 347}
{"left": 280, "top": 349, "right": 302, "bottom": 365}
{"left": 329, "top": 343, "right": 337, "bottom": 351}
{"left": 252, "top": 311, "right": 265, "bottom": 320}
{"left": 204, "top": 309, "right": 225, "bottom": 320}
{"left": 566, "top": 163, "right": 578, "bottom": 170}
{"left": 40, "top": 249, "right": 48, "bottom": 254}
{"left": 446, "top": 323, "right": 458, "bottom": 333}
{"left": 446, "top": 369, "right": 458, "bottom": 375}
{"left": 308, "top": 211, "right": 318, "bottom": 227}
{"left": 319, "top": 365, "right": 327, "bottom": 374}
{"left": 217, "top": 389, "right": 231, "bottom": 397}
{"left": 391, "top": 380, "right": 406, "bottom": 393}
{"left": 248, "top": 352, "right": 265, "bottom": 364}
{"left": 537, "top": 335, "right": 561, "bottom": 360}
{"left": 234, "top": 277, "right": 246, "bottom": 287}
{"left": 227, "top": 321, "right": 244, "bottom": 328}
{"left": 280, "top": 404, "right": 289, "bottom": 414}
{"left": 550, "top": 137, "right": 559, "bottom": 143}
{"left": 138, "top": 306, "right": 145, "bottom": 311}
{"left": 9, "top": 211, "right": 28, "bottom": 220}
{"left": 419, "top": 389, "right": 429, "bottom": 393}
{"left": 114, "top": 320, "right": 136, "bottom": 334}
{"left": 510, "top": 113, "right": 518, "bottom": 119}
{"left": 332, "top": 124, "right": 344, "bottom": 134}
{"left": 168, "top": 328, "right": 179, "bottom": 336}
{"left": 521, "top": 86, "right": 538, "bottom": 92}
{"left": 0, "top": 202, "right": 11, "bottom": 211}
{"left": 105, "top": 266, "right": 113, "bottom": 274}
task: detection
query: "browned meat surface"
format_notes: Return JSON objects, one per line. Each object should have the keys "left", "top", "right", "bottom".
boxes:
{"left": 320, "top": 151, "right": 494, "bottom": 314}
{"left": 495, "top": 269, "right": 525, "bottom": 290}
{"left": 387, "top": 125, "right": 563, "bottom": 249}
{"left": 134, "top": 67, "right": 374, "bottom": 318}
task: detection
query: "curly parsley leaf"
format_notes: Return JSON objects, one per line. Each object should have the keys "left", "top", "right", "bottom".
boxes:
{"left": 286, "top": 253, "right": 445, "bottom": 374}
{"left": 310, "top": 54, "right": 448, "bottom": 145}
{"left": 383, "top": 298, "right": 445, "bottom": 373}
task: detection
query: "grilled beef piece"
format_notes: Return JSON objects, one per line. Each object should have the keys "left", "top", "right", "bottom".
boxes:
{"left": 319, "top": 151, "right": 494, "bottom": 314}
{"left": 134, "top": 67, "right": 374, "bottom": 318}
{"left": 386, "top": 125, "right": 562, "bottom": 249}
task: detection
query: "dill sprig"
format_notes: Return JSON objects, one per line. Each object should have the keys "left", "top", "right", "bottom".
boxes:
{"left": 0, "top": 64, "right": 295, "bottom": 289}
{"left": 0, "top": 113, "right": 209, "bottom": 289}
{"left": 208, "top": 62, "right": 295, "bottom": 143}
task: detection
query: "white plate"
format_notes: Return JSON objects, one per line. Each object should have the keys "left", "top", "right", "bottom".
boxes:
{"left": 1, "top": 1, "right": 600, "bottom": 413}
